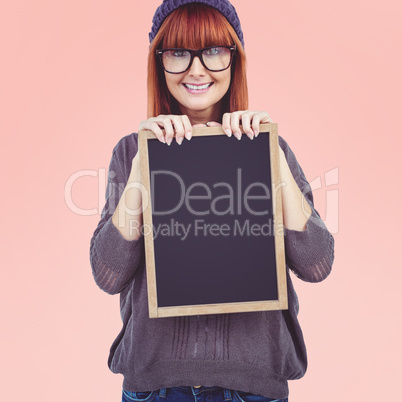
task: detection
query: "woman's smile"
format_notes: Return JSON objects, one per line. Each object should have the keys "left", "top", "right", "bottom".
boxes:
{"left": 182, "top": 82, "right": 213, "bottom": 94}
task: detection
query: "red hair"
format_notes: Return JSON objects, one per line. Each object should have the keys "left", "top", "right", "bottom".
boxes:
{"left": 147, "top": 3, "right": 248, "bottom": 118}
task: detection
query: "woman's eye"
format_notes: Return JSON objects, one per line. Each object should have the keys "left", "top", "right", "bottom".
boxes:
{"left": 204, "top": 47, "right": 220, "bottom": 56}
{"left": 172, "top": 50, "right": 187, "bottom": 58}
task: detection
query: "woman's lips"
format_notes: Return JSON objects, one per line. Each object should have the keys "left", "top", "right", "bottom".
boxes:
{"left": 182, "top": 82, "right": 213, "bottom": 94}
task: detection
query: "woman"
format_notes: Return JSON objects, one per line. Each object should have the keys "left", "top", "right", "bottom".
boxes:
{"left": 89, "top": 1, "right": 334, "bottom": 401}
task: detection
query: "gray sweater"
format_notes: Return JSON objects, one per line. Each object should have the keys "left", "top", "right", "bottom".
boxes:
{"left": 89, "top": 132, "right": 334, "bottom": 399}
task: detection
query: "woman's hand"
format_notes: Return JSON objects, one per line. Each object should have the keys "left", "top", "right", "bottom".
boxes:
{"left": 139, "top": 111, "right": 273, "bottom": 144}
{"left": 139, "top": 115, "right": 193, "bottom": 146}
{"left": 222, "top": 111, "right": 273, "bottom": 140}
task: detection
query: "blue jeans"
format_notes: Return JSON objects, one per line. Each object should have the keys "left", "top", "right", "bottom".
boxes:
{"left": 122, "top": 386, "right": 288, "bottom": 402}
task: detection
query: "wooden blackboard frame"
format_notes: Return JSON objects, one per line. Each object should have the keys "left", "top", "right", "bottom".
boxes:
{"left": 139, "top": 123, "right": 287, "bottom": 318}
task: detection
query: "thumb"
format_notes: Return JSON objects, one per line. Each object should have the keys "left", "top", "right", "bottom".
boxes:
{"left": 193, "top": 122, "right": 222, "bottom": 128}
{"left": 206, "top": 121, "right": 222, "bottom": 127}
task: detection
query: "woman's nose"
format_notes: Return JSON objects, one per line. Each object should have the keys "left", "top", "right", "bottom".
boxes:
{"left": 188, "top": 56, "right": 206, "bottom": 76}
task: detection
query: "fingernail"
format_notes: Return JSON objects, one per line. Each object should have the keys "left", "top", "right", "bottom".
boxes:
{"left": 160, "top": 137, "right": 166, "bottom": 144}
{"left": 185, "top": 132, "right": 192, "bottom": 140}
{"left": 177, "top": 137, "right": 183, "bottom": 145}
{"left": 254, "top": 129, "right": 259, "bottom": 137}
{"left": 247, "top": 133, "right": 254, "bottom": 140}
{"left": 167, "top": 138, "right": 172, "bottom": 146}
{"left": 224, "top": 129, "right": 232, "bottom": 137}
{"left": 236, "top": 132, "right": 242, "bottom": 140}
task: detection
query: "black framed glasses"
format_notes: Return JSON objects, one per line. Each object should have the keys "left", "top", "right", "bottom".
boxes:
{"left": 156, "top": 45, "right": 236, "bottom": 74}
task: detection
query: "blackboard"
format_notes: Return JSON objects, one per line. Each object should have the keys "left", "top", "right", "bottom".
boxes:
{"left": 139, "top": 123, "right": 287, "bottom": 318}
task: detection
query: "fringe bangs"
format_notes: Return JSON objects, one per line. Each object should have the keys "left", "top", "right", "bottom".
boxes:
{"left": 161, "top": 4, "right": 235, "bottom": 49}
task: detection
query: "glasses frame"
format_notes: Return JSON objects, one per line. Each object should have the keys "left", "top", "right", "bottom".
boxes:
{"left": 156, "top": 45, "right": 237, "bottom": 74}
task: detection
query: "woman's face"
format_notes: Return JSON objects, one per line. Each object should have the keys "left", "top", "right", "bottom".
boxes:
{"left": 164, "top": 55, "right": 231, "bottom": 120}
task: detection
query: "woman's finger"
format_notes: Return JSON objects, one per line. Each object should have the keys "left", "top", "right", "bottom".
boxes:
{"left": 162, "top": 117, "right": 175, "bottom": 146}
{"left": 230, "top": 112, "right": 242, "bottom": 140}
{"left": 222, "top": 113, "right": 232, "bottom": 137}
{"left": 259, "top": 111, "right": 273, "bottom": 124}
{"left": 182, "top": 115, "right": 193, "bottom": 140}
{"left": 240, "top": 112, "right": 254, "bottom": 140}
{"left": 171, "top": 115, "right": 185, "bottom": 145}
{"left": 150, "top": 122, "right": 166, "bottom": 143}
{"left": 251, "top": 113, "right": 262, "bottom": 137}
{"left": 254, "top": 111, "right": 272, "bottom": 137}
{"left": 139, "top": 118, "right": 166, "bottom": 143}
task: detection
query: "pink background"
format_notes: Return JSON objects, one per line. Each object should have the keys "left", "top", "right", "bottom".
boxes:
{"left": 2, "top": 0, "right": 401, "bottom": 400}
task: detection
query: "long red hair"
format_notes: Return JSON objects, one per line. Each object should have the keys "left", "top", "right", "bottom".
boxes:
{"left": 147, "top": 3, "right": 248, "bottom": 119}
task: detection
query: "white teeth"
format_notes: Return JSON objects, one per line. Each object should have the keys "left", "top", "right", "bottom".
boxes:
{"left": 184, "top": 83, "right": 211, "bottom": 90}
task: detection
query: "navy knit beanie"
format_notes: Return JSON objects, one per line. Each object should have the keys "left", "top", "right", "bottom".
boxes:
{"left": 149, "top": 0, "right": 244, "bottom": 48}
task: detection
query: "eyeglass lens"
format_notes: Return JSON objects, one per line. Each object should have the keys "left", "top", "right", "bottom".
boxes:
{"left": 162, "top": 47, "right": 231, "bottom": 73}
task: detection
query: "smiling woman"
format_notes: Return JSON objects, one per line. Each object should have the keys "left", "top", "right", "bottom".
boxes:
{"left": 89, "top": 1, "right": 334, "bottom": 401}
{"left": 147, "top": 3, "right": 248, "bottom": 125}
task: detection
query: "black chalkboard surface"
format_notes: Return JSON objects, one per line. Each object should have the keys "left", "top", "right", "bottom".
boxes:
{"left": 139, "top": 123, "right": 287, "bottom": 318}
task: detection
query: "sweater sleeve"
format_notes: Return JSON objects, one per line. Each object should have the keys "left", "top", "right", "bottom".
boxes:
{"left": 89, "top": 141, "right": 145, "bottom": 295}
{"left": 279, "top": 136, "right": 335, "bottom": 283}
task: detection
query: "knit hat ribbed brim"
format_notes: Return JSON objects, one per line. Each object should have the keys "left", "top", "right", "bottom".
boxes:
{"left": 149, "top": 0, "right": 244, "bottom": 48}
